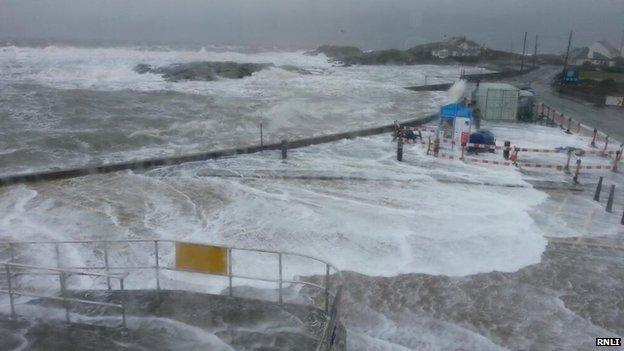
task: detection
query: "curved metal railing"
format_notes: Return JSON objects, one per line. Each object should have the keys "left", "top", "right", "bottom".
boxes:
{"left": 0, "top": 239, "right": 344, "bottom": 350}
{"left": 1, "top": 261, "right": 128, "bottom": 327}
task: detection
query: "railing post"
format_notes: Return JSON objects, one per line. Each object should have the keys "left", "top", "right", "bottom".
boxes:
{"left": 591, "top": 129, "right": 597, "bottom": 148}
{"left": 228, "top": 248, "right": 233, "bottom": 297}
{"left": 8, "top": 243, "right": 15, "bottom": 262}
{"left": 104, "top": 241, "right": 111, "bottom": 290}
{"left": 120, "top": 278, "right": 127, "bottom": 328}
{"left": 55, "top": 242, "right": 61, "bottom": 268}
{"left": 278, "top": 253, "right": 283, "bottom": 305}
{"left": 154, "top": 240, "right": 160, "bottom": 291}
{"left": 324, "top": 264, "right": 330, "bottom": 314}
{"left": 260, "top": 120, "right": 264, "bottom": 152}
{"left": 603, "top": 136, "right": 610, "bottom": 156}
{"left": 5, "top": 265, "right": 16, "bottom": 318}
{"left": 59, "top": 271, "right": 70, "bottom": 324}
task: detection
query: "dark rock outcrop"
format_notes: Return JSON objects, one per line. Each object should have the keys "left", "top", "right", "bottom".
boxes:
{"left": 134, "top": 61, "right": 273, "bottom": 81}
{"left": 305, "top": 45, "right": 363, "bottom": 62}
{"left": 134, "top": 61, "right": 314, "bottom": 81}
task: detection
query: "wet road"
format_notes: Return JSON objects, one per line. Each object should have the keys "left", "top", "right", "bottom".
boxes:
{"left": 507, "top": 65, "right": 624, "bottom": 143}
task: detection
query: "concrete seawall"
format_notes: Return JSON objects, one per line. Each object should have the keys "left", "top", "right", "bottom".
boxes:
{"left": 405, "top": 83, "right": 454, "bottom": 92}
{"left": 404, "top": 66, "right": 539, "bottom": 92}
{"left": 463, "top": 65, "right": 539, "bottom": 82}
{"left": 0, "top": 114, "right": 437, "bottom": 187}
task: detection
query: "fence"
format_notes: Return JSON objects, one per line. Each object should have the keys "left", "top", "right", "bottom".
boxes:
{"left": 401, "top": 124, "right": 621, "bottom": 173}
{"left": 1, "top": 261, "right": 128, "bottom": 327}
{"left": 537, "top": 103, "right": 620, "bottom": 145}
{"left": 0, "top": 239, "right": 344, "bottom": 350}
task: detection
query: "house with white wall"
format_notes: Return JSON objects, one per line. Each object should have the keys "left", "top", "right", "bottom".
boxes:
{"left": 573, "top": 41, "right": 621, "bottom": 67}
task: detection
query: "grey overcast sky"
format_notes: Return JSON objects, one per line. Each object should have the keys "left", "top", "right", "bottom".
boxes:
{"left": 1, "top": 0, "right": 623, "bottom": 52}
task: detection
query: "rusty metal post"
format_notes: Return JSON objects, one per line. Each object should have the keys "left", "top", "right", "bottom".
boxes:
{"left": 573, "top": 159, "right": 581, "bottom": 184}
{"left": 613, "top": 151, "right": 622, "bottom": 172}
{"left": 564, "top": 150, "right": 572, "bottom": 173}
{"left": 426, "top": 135, "right": 431, "bottom": 155}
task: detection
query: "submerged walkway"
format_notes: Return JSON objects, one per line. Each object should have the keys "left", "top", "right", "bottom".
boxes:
{"left": 0, "top": 115, "right": 436, "bottom": 187}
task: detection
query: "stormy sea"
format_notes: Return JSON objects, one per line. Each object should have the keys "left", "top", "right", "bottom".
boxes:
{"left": 1, "top": 43, "right": 622, "bottom": 350}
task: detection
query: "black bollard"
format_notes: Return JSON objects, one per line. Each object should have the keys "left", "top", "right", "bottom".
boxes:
{"left": 503, "top": 141, "right": 511, "bottom": 160}
{"left": 397, "top": 138, "right": 404, "bottom": 162}
{"left": 594, "top": 176, "right": 603, "bottom": 201}
{"left": 281, "top": 139, "right": 288, "bottom": 159}
{"left": 565, "top": 117, "right": 572, "bottom": 134}
{"left": 606, "top": 184, "right": 615, "bottom": 213}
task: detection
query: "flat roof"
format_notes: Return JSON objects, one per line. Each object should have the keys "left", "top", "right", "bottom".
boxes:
{"left": 477, "top": 83, "right": 519, "bottom": 91}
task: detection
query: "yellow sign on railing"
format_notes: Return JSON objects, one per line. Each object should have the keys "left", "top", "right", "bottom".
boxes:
{"left": 175, "top": 242, "right": 228, "bottom": 275}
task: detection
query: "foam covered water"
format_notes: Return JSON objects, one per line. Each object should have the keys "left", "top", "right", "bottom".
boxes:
{"left": 0, "top": 45, "right": 475, "bottom": 175}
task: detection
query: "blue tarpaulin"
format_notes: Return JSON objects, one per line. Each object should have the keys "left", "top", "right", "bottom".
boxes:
{"left": 440, "top": 103, "right": 473, "bottom": 119}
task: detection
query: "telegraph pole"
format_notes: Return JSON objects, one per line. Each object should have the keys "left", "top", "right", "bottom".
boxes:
{"left": 562, "top": 30, "right": 573, "bottom": 70}
{"left": 533, "top": 35, "right": 539, "bottom": 68}
{"left": 561, "top": 30, "right": 574, "bottom": 85}
{"left": 620, "top": 29, "right": 624, "bottom": 57}
{"left": 520, "top": 31, "right": 528, "bottom": 71}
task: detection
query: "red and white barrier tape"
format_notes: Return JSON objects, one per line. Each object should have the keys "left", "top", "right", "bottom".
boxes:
{"left": 436, "top": 152, "right": 613, "bottom": 171}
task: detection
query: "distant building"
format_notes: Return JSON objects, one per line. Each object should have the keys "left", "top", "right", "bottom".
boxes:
{"left": 571, "top": 41, "right": 622, "bottom": 67}
{"left": 431, "top": 37, "right": 483, "bottom": 59}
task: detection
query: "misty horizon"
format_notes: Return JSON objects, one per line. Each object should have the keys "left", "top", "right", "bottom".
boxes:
{"left": 1, "top": 0, "right": 623, "bottom": 53}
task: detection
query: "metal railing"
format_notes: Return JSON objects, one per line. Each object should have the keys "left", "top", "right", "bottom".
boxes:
{"left": 1, "top": 261, "right": 128, "bottom": 327}
{"left": 0, "top": 239, "right": 344, "bottom": 349}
